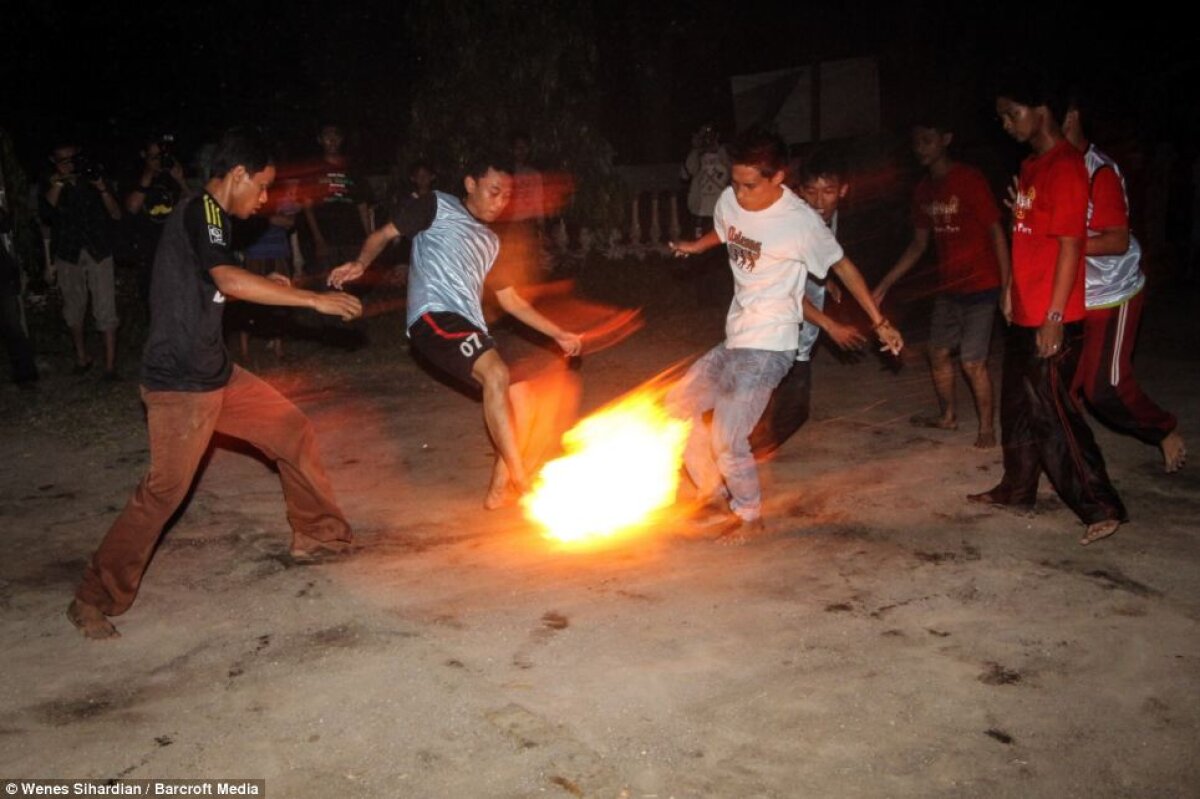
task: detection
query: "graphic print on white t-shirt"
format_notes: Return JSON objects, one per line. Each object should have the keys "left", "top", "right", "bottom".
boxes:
{"left": 727, "top": 227, "right": 761, "bottom": 272}
{"left": 713, "top": 186, "right": 844, "bottom": 352}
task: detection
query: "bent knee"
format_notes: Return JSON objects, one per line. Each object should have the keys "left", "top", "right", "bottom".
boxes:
{"left": 1081, "top": 380, "right": 1120, "bottom": 410}
{"left": 475, "top": 358, "right": 511, "bottom": 396}
{"left": 141, "top": 470, "right": 194, "bottom": 505}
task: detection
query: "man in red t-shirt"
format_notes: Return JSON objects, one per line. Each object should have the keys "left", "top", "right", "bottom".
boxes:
{"left": 969, "top": 69, "right": 1126, "bottom": 546}
{"left": 874, "top": 114, "right": 1011, "bottom": 448}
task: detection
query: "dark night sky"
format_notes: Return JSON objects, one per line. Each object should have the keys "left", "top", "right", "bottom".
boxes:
{"left": 4, "top": 1, "right": 1197, "bottom": 179}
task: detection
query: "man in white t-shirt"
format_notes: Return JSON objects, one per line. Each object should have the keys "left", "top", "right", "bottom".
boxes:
{"left": 668, "top": 129, "right": 903, "bottom": 541}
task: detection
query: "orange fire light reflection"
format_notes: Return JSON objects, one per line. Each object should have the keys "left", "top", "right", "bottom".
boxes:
{"left": 522, "top": 384, "right": 691, "bottom": 546}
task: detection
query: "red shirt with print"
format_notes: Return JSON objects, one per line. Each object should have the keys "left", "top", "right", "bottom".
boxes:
{"left": 912, "top": 163, "right": 1002, "bottom": 294}
{"left": 1009, "top": 140, "right": 1088, "bottom": 326}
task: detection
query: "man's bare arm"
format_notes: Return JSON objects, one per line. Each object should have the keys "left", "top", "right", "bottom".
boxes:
{"left": 327, "top": 223, "right": 401, "bottom": 288}
{"left": 830, "top": 256, "right": 903, "bottom": 355}
{"left": 873, "top": 228, "right": 930, "bottom": 303}
{"left": 988, "top": 221, "right": 1013, "bottom": 323}
{"left": 494, "top": 286, "right": 582, "bottom": 355}
{"left": 669, "top": 230, "right": 722, "bottom": 257}
{"left": 1086, "top": 225, "right": 1130, "bottom": 257}
{"left": 802, "top": 296, "right": 866, "bottom": 350}
{"left": 1036, "top": 236, "right": 1080, "bottom": 358}
{"left": 212, "top": 265, "right": 362, "bottom": 320}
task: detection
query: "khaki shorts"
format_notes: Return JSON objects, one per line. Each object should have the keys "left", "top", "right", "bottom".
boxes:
{"left": 57, "top": 250, "right": 118, "bottom": 331}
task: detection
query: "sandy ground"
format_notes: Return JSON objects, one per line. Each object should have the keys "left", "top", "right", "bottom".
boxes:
{"left": 1, "top": 283, "right": 1198, "bottom": 799}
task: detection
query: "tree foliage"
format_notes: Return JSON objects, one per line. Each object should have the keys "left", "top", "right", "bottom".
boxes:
{"left": 399, "top": 0, "right": 625, "bottom": 230}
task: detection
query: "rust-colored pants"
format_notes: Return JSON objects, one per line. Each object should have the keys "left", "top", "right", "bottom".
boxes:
{"left": 75, "top": 366, "right": 351, "bottom": 616}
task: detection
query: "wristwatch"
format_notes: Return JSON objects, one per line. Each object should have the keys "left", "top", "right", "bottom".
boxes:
{"left": 1045, "top": 310, "right": 1064, "bottom": 323}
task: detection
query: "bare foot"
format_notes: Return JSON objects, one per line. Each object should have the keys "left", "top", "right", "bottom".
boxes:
{"left": 910, "top": 412, "right": 958, "bottom": 431}
{"left": 510, "top": 473, "right": 530, "bottom": 498}
{"left": 1079, "top": 519, "right": 1121, "bottom": 546}
{"left": 974, "top": 429, "right": 997, "bottom": 449}
{"left": 290, "top": 538, "right": 354, "bottom": 563}
{"left": 1161, "top": 432, "right": 1187, "bottom": 474}
{"left": 483, "top": 480, "right": 514, "bottom": 510}
{"left": 714, "top": 517, "right": 765, "bottom": 546}
{"left": 66, "top": 599, "right": 119, "bottom": 640}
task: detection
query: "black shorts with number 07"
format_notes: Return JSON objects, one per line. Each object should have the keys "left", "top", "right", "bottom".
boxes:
{"left": 408, "top": 311, "right": 496, "bottom": 387}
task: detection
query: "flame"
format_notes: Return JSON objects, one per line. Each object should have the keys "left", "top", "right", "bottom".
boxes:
{"left": 522, "top": 388, "right": 691, "bottom": 545}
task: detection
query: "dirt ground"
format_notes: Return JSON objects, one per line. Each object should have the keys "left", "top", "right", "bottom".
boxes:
{"left": 1, "top": 278, "right": 1198, "bottom": 799}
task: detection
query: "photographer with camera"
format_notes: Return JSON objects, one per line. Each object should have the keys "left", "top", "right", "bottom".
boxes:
{"left": 39, "top": 142, "right": 122, "bottom": 378}
{"left": 125, "top": 133, "right": 190, "bottom": 309}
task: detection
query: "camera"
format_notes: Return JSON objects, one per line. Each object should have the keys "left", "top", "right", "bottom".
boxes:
{"left": 694, "top": 124, "right": 718, "bottom": 149}
{"left": 73, "top": 153, "right": 105, "bottom": 182}
{"left": 158, "top": 134, "right": 177, "bottom": 170}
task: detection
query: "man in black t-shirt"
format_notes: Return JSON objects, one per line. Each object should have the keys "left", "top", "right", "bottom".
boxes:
{"left": 39, "top": 143, "right": 123, "bottom": 376}
{"left": 68, "top": 130, "right": 363, "bottom": 640}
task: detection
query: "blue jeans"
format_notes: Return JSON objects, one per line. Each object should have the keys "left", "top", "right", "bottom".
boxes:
{"left": 667, "top": 345, "right": 796, "bottom": 521}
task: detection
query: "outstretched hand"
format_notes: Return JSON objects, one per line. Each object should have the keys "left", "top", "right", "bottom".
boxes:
{"left": 555, "top": 331, "right": 584, "bottom": 357}
{"left": 328, "top": 260, "right": 365, "bottom": 289}
{"left": 825, "top": 320, "right": 867, "bottom": 351}
{"left": 313, "top": 291, "right": 363, "bottom": 321}
{"left": 669, "top": 240, "right": 700, "bottom": 258}
{"left": 875, "top": 320, "right": 904, "bottom": 356}
{"left": 1003, "top": 175, "right": 1019, "bottom": 212}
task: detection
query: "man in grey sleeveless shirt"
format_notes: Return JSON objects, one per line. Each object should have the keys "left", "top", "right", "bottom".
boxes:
{"left": 329, "top": 153, "right": 582, "bottom": 506}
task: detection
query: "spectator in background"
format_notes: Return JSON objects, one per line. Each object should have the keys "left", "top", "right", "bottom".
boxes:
{"left": 39, "top": 142, "right": 122, "bottom": 378}
{"left": 232, "top": 178, "right": 301, "bottom": 361}
{"left": 125, "top": 132, "right": 191, "bottom": 311}
{"left": 0, "top": 130, "right": 38, "bottom": 388}
{"left": 302, "top": 123, "right": 373, "bottom": 273}
{"left": 873, "top": 112, "right": 1011, "bottom": 449}
{"left": 409, "top": 160, "right": 437, "bottom": 199}
{"left": 681, "top": 123, "right": 733, "bottom": 309}
{"left": 681, "top": 123, "right": 731, "bottom": 238}
{"left": 0, "top": 206, "right": 38, "bottom": 387}
{"left": 1062, "top": 93, "right": 1186, "bottom": 473}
